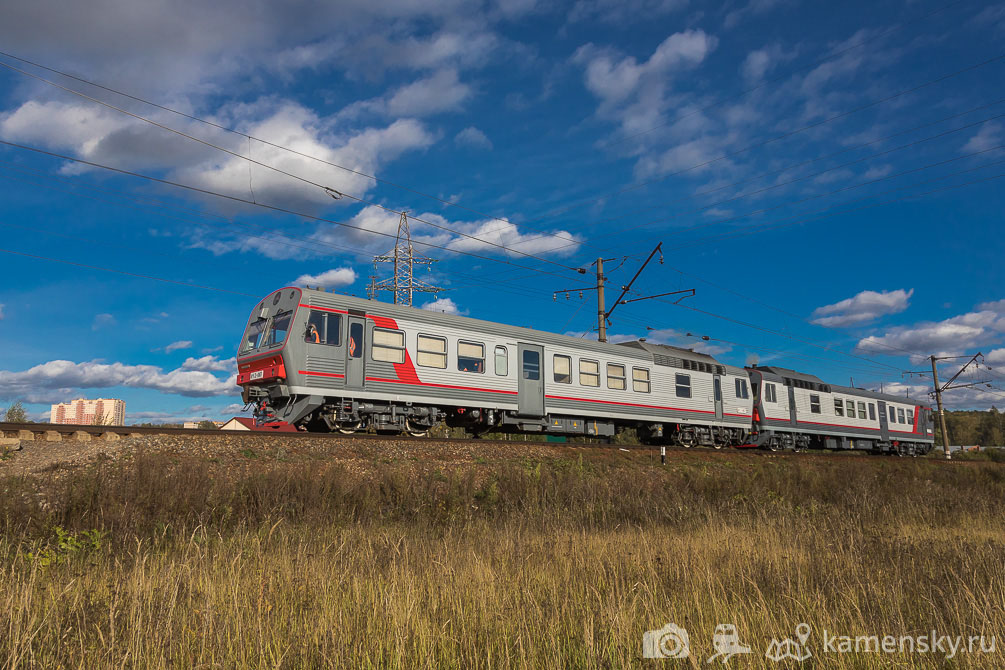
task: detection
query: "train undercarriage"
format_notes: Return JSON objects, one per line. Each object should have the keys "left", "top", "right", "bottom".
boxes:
{"left": 249, "top": 391, "right": 932, "bottom": 455}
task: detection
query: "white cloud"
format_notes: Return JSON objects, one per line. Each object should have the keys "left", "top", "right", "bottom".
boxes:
{"left": 985, "top": 348, "right": 1005, "bottom": 366}
{"left": 421, "top": 297, "right": 466, "bottom": 315}
{"left": 863, "top": 164, "right": 893, "bottom": 180}
{"left": 165, "top": 340, "right": 194, "bottom": 354}
{"left": 576, "top": 30, "right": 717, "bottom": 108}
{"left": 567, "top": 0, "right": 686, "bottom": 24}
{"left": 92, "top": 313, "right": 116, "bottom": 331}
{"left": 0, "top": 359, "right": 236, "bottom": 399}
{"left": 455, "top": 126, "right": 493, "bottom": 150}
{"left": 811, "top": 289, "right": 913, "bottom": 328}
{"left": 1, "top": 99, "right": 435, "bottom": 213}
{"left": 293, "top": 267, "right": 358, "bottom": 288}
{"left": 181, "top": 355, "right": 236, "bottom": 372}
{"left": 963, "top": 122, "right": 1002, "bottom": 154}
{"left": 740, "top": 43, "right": 788, "bottom": 82}
{"left": 856, "top": 303, "right": 1005, "bottom": 361}
{"left": 386, "top": 68, "right": 471, "bottom": 117}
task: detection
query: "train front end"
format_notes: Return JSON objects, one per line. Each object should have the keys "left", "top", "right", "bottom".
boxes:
{"left": 236, "top": 287, "right": 301, "bottom": 425}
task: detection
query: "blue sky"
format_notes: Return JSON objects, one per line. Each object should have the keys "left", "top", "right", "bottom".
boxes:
{"left": 1, "top": 0, "right": 1004, "bottom": 423}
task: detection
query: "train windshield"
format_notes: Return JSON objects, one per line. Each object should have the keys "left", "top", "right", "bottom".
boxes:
{"left": 265, "top": 310, "right": 293, "bottom": 347}
{"left": 241, "top": 317, "right": 268, "bottom": 353}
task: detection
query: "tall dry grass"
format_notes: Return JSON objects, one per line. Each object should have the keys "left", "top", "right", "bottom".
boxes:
{"left": 2, "top": 451, "right": 1004, "bottom": 668}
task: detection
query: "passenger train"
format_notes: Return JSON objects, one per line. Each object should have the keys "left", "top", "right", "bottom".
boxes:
{"left": 236, "top": 287, "right": 935, "bottom": 455}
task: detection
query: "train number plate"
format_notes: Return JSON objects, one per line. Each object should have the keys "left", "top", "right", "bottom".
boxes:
{"left": 250, "top": 370, "right": 264, "bottom": 381}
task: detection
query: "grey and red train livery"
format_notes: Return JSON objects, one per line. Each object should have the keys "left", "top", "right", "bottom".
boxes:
{"left": 236, "top": 287, "right": 934, "bottom": 455}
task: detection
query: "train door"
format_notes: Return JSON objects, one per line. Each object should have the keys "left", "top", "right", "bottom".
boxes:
{"left": 345, "top": 316, "right": 366, "bottom": 389}
{"left": 878, "top": 400, "right": 889, "bottom": 441}
{"left": 713, "top": 375, "right": 723, "bottom": 421}
{"left": 517, "top": 343, "right": 544, "bottom": 416}
{"left": 787, "top": 386, "right": 798, "bottom": 426}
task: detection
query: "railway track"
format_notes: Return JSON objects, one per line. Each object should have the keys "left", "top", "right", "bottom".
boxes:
{"left": 1, "top": 421, "right": 950, "bottom": 464}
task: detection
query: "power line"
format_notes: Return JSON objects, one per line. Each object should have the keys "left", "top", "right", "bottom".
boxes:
{"left": 0, "top": 57, "right": 588, "bottom": 272}
{"left": 0, "top": 138, "right": 584, "bottom": 280}
{"left": 0, "top": 52, "right": 591, "bottom": 256}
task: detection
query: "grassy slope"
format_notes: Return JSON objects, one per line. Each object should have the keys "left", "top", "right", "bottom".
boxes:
{"left": 2, "top": 439, "right": 1004, "bottom": 668}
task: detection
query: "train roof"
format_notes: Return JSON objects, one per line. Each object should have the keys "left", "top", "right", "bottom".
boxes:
{"left": 616, "top": 340, "right": 743, "bottom": 375}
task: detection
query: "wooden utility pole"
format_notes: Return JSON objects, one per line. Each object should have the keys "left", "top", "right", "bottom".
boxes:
{"left": 930, "top": 355, "right": 952, "bottom": 460}
{"left": 596, "top": 257, "right": 607, "bottom": 343}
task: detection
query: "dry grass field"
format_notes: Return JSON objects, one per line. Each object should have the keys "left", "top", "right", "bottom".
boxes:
{"left": 2, "top": 435, "right": 1004, "bottom": 668}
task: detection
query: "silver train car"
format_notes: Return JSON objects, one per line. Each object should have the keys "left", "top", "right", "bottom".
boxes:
{"left": 235, "top": 287, "right": 934, "bottom": 454}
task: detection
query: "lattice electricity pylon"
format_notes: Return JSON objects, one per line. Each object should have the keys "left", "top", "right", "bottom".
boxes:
{"left": 366, "top": 212, "right": 443, "bottom": 306}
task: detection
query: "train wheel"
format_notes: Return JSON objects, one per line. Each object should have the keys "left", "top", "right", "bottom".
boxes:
{"left": 405, "top": 419, "right": 429, "bottom": 438}
{"left": 335, "top": 420, "right": 364, "bottom": 435}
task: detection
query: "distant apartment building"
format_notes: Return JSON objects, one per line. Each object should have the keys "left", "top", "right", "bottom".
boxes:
{"left": 50, "top": 398, "right": 126, "bottom": 426}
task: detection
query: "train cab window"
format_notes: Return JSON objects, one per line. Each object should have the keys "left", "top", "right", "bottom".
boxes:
{"left": 579, "top": 359, "right": 600, "bottom": 387}
{"left": 897, "top": 408, "right": 906, "bottom": 424}
{"left": 522, "top": 349, "right": 540, "bottom": 380}
{"left": 632, "top": 367, "right": 650, "bottom": 393}
{"left": 834, "top": 398, "right": 844, "bottom": 416}
{"left": 265, "top": 310, "right": 292, "bottom": 347}
{"left": 765, "top": 382, "right": 777, "bottom": 403}
{"left": 858, "top": 403, "right": 867, "bottom": 420}
{"left": 495, "top": 346, "right": 508, "bottom": 376}
{"left": 372, "top": 328, "right": 405, "bottom": 364}
{"left": 457, "top": 341, "right": 485, "bottom": 373}
{"left": 241, "top": 317, "right": 267, "bottom": 352}
{"left": 735, "top": 378, "right": 749, "bottom": 400}
{"left": 810, "top": 394, "right": 821, "bottom": 414}
{"left": 907, "top": 409, "right": 914, "bottom": 425}
{"left": 348, "top": 322, "right": 363, "bottom": 358}
{"left": 417, "top": 335, "right": 447, "bottom": 369}
{"left": 675, "top": 373, "right": 691, "bottom": 398}
{"left": 889, "top": 406, "right": 897, "bottom": 423}
{"left": 553, "top": 355, "right": 572, "bottom": 384}
{"left": 607, "top": 363, "right": 626, "bottom": 390}
{"left": 869, "top": 404, "right": 876, "bottom": 421}
{"left": 304, "top": 310, "right": 340, "bottom": 345}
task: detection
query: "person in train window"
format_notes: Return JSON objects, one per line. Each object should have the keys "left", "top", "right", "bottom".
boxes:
{"left": 306, "top": 324, "right": 321, "bottom": 343}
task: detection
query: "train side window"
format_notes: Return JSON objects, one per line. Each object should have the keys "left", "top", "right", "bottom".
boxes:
{"left": 348, "top": 322, "right": 363, "bottom": 358}
{"left": 846, "top": 400, "right": 855, "bottom": 418}
{"left": 898, "top": 408, "right": 906, "bottom": 424}
{"left": 858, "top": 403, "right": 867, "bottom": 420}
{"left": 522, "top": 349, "right": 540, "bottom": 380}
{"left": 869, "top": 404, "right": 876, "bottom": 421}
{"left": 553, "top": 355, "right": 572, "bottom": 384}
{"left": 834, "top": 398, "right": 844, "bottom": 416}
{"left": 632, "top": 367, "right": 650, "bottom": 393}
{"left": 607, "top": 363, "right": 626, "bottom": 390}
{"left": 372, "top": 328, "right": 405, "bottom": 364}
{"left": 579, "top": 359, "right": 600, "bottom": 387}
{"left": 889, "top": 405, "right": 896, "bottom": 423}
{"left": 675, "top": 373, "right": 691, "bottom": 398}
{"left": 764, "top": 382, "right": 776, "bottom": 403}
{"left": 417, "top": 334, "right": 447, "bottom": 369}
{"left": 810, "top": 394, "right": 821, "bottom": 414}
{"left": 494, "top": 346, "right": 508, "bottom": 376}
{"left": 305, "top": 311, "right": 325, "bottom": 344}
{"left": 907, "top": 409, "right": 914, "bottom": 424}
{"left": 735, "top": 378, "right": 749, "bottom": 399}
{"left": 714, "top": 377, "right": 722, "bottom": 402}
{"left": 458, "top": 341, "right": 485, "bottom": 373}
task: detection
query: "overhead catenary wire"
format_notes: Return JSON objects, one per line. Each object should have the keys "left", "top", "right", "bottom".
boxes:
{"left": 0, "top": 58, "right": 587, "bottom": 273}
{"left": 0, "top": 138, "right": 586, "bottom": 281}
{"left": 0, "top": 53, "right": 594, "bottom": 259}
